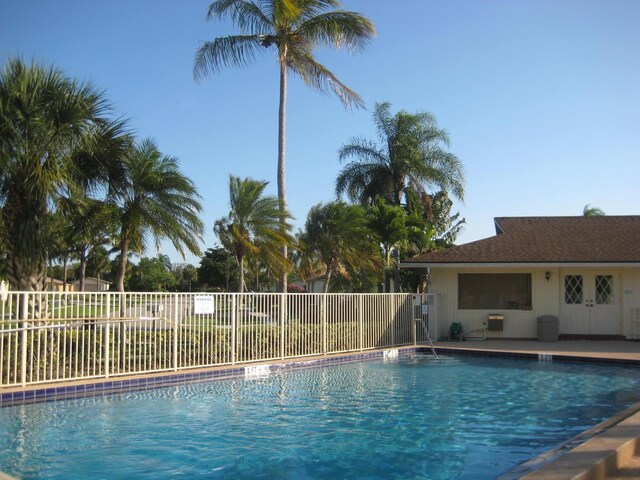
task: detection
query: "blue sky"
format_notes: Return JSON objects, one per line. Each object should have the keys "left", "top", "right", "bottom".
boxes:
{"left": 2, "top": 0, "right": 639, "bottom": 265}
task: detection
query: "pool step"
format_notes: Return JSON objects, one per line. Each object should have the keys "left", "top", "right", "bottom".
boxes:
{"left": 521, "top": 409, "right": 640, "bottom": 479}
{"left": 606, "top": 453, "right": 640, "bottom": 479}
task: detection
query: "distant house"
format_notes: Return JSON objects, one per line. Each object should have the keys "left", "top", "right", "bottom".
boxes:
{"left": 289, "top": 274, "right": 325, "bottom": 293}
{"left": 45, "top": 278, "right": 73, "bottom": 292}
{"left": 71, "top": 277, "right": 111, "bottom": 292}
{"left": 401, "top": 216, "right": 640, "bottom": 340}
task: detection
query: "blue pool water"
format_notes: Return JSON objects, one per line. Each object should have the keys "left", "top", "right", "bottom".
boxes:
{"left": 2, "top": 355, "right": 640, "bottom": 479}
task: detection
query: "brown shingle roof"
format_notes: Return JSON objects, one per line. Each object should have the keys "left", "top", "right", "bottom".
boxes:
{"left": 404, "top": 216, "right": 640, "bottom": 265}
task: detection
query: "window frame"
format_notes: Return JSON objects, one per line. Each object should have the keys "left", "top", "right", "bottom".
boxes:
{"left": 457, "top": 273, "right": 532, "bottom": 310}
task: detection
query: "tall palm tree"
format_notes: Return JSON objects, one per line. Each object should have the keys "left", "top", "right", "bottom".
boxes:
{"left": 215, "top": 176, "right": 295, "bottom": 292}
{"left": 110, "top": 139, "right": 205, "bottom": 292}
{"left": 299, "top": 201, "right": 380, "bottom": 293}
{"left": 336, "top": 102, "right": 465, "bottom": 208}
{"left": 0, "top": 58, "right": 127, "bottom": 291}
{"left": 194, "top": 0, "right": 375, "bottom": 291}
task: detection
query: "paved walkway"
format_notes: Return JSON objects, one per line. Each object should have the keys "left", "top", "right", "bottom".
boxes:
{"left": 433, "top": 339, "right": 640, "bottom": 361}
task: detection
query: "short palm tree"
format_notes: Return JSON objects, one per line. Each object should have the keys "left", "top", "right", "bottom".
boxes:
{"left": 336, "top": 102, "right": 465, "bottom": 208}
{"left": 0, "top": 58, "right": 127, "bottom": 291}
{"left": 110, "top": 139, "right": 205, "bottom": 292}
{"left": 194, "top": 0, "right": 375, "bottom": 291}
{"left": 367, "top": 199, "right": 407, "bottom": 292}
{"left": 86, "top": 245, "right": 111, "bottom": 286}
{"left": 299, "top": 201, "right": 380, "bottom": 293}
{"left": 215, "top": 176, "right": 295, "bottom": 292}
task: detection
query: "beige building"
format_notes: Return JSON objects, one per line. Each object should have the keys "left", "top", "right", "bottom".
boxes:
{"left": 71, "top": 277, "right": 111, "bottom": 292}
{"left": 402, "top": 216, "right": 640, "bottom": 340}
{"left": 45, "top": 278, "right": 73, "bottom": 292}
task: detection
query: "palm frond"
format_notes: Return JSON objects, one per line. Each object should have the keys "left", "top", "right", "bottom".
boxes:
{"left": 295, "top": 10, "right": 375, "bottom": 51}
{"left": 194, "top": 35, "right": 264, "bottom": 81}
{"left": 338, "top": 138, "right": 386, "bottom": 164}
{"left": 287, "top": 50, "right": 364, "bottom": 108}
{"left": 207, "top": 0, "right": 273, "bottom": 34}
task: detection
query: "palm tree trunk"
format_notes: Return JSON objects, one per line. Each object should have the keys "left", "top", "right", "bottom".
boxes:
{"left": 323, "top": 269, "right": 332, "bottom": 294}
{"left": 79, "top": 244, "right": 88, "bottom": 292}
{"left": 115, "top": 239, "right": 129, "bottom": 292}
{"left": 277, "top": 53, "right": 288, "bottom": 293}
{"left": 2, "top": 196, "right": 47, "bottom": 292}
{"left": 384, "top": 246, "right": 392, "bottom": 293}
{"left": 63, "top": 256, "right": 69, "bottom": 291}
{"left": 394, "top": 187, "right": 403, "bottom": 206}
{"left": 238, "top": 255, "right": 245, "bottom": 293}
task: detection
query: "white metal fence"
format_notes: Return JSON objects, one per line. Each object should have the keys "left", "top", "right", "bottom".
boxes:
{"left": 0, "top": 292, "right": 436, "bottom": 388}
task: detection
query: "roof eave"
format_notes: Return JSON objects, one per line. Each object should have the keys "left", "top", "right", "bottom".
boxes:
{"left": 400, "top": 261, "right": 640, "bottom": 269}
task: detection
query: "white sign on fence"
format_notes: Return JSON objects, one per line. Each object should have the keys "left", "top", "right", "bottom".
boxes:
{"left": 193, "top": 295, "right": 215, "bottom": 314}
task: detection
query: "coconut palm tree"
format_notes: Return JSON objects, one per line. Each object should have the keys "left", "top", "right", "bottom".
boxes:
{"left": 54, "top": 197, "right": 115, "bottom": 291}
{"left": 583, "top": 204, "right": 606, "bottom": 217}
{"left": 194, "top": 0, "right": 375, "bottom": 291}
{"left": 110, "top": 138, "right": 205, "bottom": 292}
{"left": 336, "top": 102, "right": 465, "bottom": 209}
{"left": 0, "top": 58, "right": 128, "bottom": 291}
{"left": 215, "top": 176, "right": 295, "bottom": 292}
{"left": 367, "top": 199, "right": 407, "bottom": 292}
{"left": 299, "top": 201, "right": 380, "bottom": 293}
{"left": 86, "top": 245, "right": 111, "bottom": 287}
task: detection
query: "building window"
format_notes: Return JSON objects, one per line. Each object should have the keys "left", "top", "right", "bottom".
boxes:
{"left": 458, "top": 273, "right": 532, "bottom": 310}
{"left": 564, "top": 275, "right": 583, "bottom": 304}
{"left": 595, "top": 275, "right": 613, "bottom": 305}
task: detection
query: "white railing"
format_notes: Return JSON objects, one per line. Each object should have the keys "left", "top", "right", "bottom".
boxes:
{"left": 0, "top": 292, "right": 437, "bottom": 388}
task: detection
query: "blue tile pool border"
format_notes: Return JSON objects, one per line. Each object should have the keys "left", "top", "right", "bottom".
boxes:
{"left": 434, "top": 346, "right": 640, "bottom": 366}
{"left": 0, "top": 348, "right": 417, "bottom": 407}
{"left": 3, "top": 346, "right": 640, "bottom": 407}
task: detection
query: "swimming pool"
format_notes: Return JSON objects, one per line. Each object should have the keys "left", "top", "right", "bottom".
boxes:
{"left": 1, "top": 354, "right": 640, "bottom": 479}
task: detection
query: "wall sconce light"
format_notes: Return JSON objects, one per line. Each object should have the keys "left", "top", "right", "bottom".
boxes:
{"left": 545, "top": 271, "right": 551, "bottom": 282}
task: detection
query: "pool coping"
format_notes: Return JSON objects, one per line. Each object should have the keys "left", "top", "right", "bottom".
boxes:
{"left": 2, "top": 344, "right": 640, "bottom": 480}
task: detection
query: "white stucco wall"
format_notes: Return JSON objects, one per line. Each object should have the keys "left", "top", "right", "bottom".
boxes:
{"left": 428, "top": 266, "right": 640, "bottom": 339}
{"left": 622, "top": 269, "right": 640, "bottom": 338}
{"left": 430, "top": 266, "right": 558, "bottom": 339}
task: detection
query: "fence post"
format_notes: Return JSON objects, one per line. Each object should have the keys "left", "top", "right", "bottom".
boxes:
{"left": 358, "top": 295, "right": 364, "bottom": 351}
{"left": 429, "top": 294, "right": 437, "bottom": 341}
{"left": 173, "top": 293, "right": 179, "bottom": 371}
{"left": 20, "top": 292, "right": 28, "bottom": 386}
{"left": 280, "top": 293, "right": 286, "bottom": 360}
{"left": 412, "top": 294, "right": 417, "bottom": 347}
{"left": 322, "top": 294, "right": 327, "bottom": 355}
{"left": 105, "top": 293, "right": 111, "bottom": 378}
{"left": 231, "top": 294, "right": 236, "bottom": 365}
{"left": 389, "top": 294, "right": 395, "bottom": 347}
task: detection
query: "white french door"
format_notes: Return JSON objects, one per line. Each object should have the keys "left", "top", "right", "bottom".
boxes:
{"left": 560, "top": 270, "right": 620, "bottom": 335}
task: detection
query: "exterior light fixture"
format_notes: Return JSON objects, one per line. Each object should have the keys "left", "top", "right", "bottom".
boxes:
{"left": 545, "top": 271, "right": 551, "bottom": 282}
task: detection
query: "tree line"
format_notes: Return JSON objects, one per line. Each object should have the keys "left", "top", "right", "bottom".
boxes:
{"left": 1, "top": 1, "right": 465, "bottom": 293}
